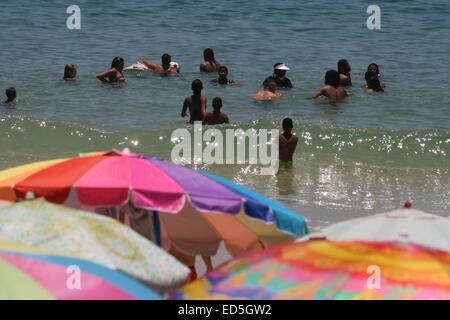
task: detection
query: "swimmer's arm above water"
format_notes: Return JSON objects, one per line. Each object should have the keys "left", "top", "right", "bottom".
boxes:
{"left": 140, "top": 59, "right": 158, "bottom": 71}
{"left": 308, "top": 87, "right": 325, "bottom": 99}
{"left": 96, "top": 69, "right": 115, "bottom": 83}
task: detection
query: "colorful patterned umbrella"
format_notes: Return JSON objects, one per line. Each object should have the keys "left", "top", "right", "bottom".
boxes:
{"left": 0, "top": 199, "right": 190, "bottom": 291}
{"left": 172, "top": 240, "right": 450, "bottom": 300}
{"left": 0, "top": 150, "right": 308, "bottom": 257}
{"left": 0, "top": 242, "right": 161, "bottom": 300}
{"left": 297, "top": 204, "right": 450, "bottom": 252}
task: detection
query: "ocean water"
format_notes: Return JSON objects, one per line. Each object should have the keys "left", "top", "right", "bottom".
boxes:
{"left": 1, "top": 0, "right": 449, "bottom": 228}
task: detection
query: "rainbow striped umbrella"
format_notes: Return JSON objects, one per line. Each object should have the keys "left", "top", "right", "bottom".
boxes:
{"left": 0, "top": 150, "right": 308, "bottom": 258}
{"left": 172, "top": 240, "right": 450, "bottom": 300}
{"left": 0, "top": 242, "right": 161, "bottom": 300}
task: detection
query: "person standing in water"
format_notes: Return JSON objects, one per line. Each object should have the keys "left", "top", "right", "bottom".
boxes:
{"left": 309, "top": 70, "right": 348, "bottom": 101}
{"left": 181, "top": 79, "right": 207, "bottom": 123}
{"left": 210, "top": 66, "right": 235, "bottom": 85}
{"left": 337, "top": 59, "right": 352, "bottom": 86}
{"left": 140, "top": 53, "right": 180, "bottom": 76}
{"left": 252, "top": 79, "right": 283, "bottom": 101}
{"left": 203, "top": 97, "right": 230, "bottom": 125}
{"left": 278, "top": 118, "right": 299, "bottom": 169}
{"left": 63, "top": 64, "right": 77, "bottom": 81}
{"left": 96, "top": 57, "right": 125, "bottom": 83}
{"left": 200, "top": 48, "right": 221, "bottom": 72}
{"left": 264, "top": 63, "right": 293, "bottom": 88}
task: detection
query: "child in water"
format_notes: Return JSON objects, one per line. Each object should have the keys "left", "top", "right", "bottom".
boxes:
{"left": 309, "top": 70, "right": 348, "bottom": 101}
{"left": 3, "top": 87, "right": 17, "bottom": 106}
{"left": 210, "top": 66, "right": 235, "bottom": 85}
{"left": 203, "top": 97, "right": 230, "bottom": 125}
{"left": 278, "top": 118, "right": 298, "bottom": 169}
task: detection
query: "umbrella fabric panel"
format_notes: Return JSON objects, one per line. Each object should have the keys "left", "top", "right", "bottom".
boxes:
{"left": 14, "top": 156, "right": 106, "bottom": 203}
{"left": 0, "top": 159, "right": 65, "bottom": 201}
{"left": 0, "top": 256, "right": 54, "bottom": 299}
{"left": 145, "top": 157, "right": 242, "bottom": 214}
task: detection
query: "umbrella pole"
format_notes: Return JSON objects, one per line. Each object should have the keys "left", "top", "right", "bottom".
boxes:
{"left": 152, "top": 211, "right": 162, "bottom": 247}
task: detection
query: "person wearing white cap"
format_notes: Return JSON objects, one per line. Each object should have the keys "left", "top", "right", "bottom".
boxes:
{"left": 264, "top": 62, "right": 293, "bottom": 88}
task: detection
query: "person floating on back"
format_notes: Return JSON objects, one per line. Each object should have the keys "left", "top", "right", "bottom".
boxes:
{"left": 3, "top": 87, "right": 17, "bottom": 107}
{"left": 365, "top": 71, "right": 384, "bottom": 93}
{"left": 252, "top": 79, "right": 283, "bottom": 101}
{"left": 140, "top": 53, "right": 180, "bottom": 76}
{"left": 337, "top": 59, "right": 352, "bottom": 87}
{"left": 309, "top": 70, "right": 348, "bottom": 101}
{"left": 181, "top": 79, "right": 207, "bottom": 123}
{"left": 264, "top": 63, "right": 293, "bottom": 88}
{"left": 203, "top": 97, "right": 230, "bottom": 125}
{"left": 278, "top": 118, "right": 298, "bottom": 169}
{"left": 210, "top": 66, "right": 235, "bottom": 85}
{"left": 200, "top": 48, "right": 221, "bottom": 72}
{"left": 96, "top": 57, "right": 125, "bottom": 83}
{"left": 63, "top": 64, "right": 77, "bottom": 81}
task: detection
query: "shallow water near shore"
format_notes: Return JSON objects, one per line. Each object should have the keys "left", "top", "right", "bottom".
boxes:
{"left": 1, "top": 0, "right": 449, "bottom": 228}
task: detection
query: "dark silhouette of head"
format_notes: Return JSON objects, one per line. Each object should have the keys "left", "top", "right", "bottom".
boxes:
{"left": 282, "top": 118, "right": 293, "bottom": 132}
{"left": 367, "top": 63, "right": 380, "bottom": 75}
{"left": 64, "top": 64, "right": 77, "bottom": 79}
{"left": 338, "top": 59, "right": 351, "bottom": 74}
{"left": 5, "top": 87, "right": 16, "bottom": 101}
{"left": 111, "top": 57, "right": 124, "bottom": 71}
{"left": 203, "top": 48, "right": 215, "bottom": 62}
{"left": 218, "top": 66, "right": 228, "bottom": 76}
{"left": 325, "top": 70, "right": 340, "bottom": 88}
{"left": 273, "top": 63, "right": 288, "bottom": 78}
{"left": 161, "top": 53, "right": 171, "bottom": 70}
{"left": 212, "top": 97, "right": 222, "bottom": 111}
{"left": 191, "top": 79, "right": 203, "bottom": 97}
{"left": 365, "top": 71, "right": 383, "bottom": 91}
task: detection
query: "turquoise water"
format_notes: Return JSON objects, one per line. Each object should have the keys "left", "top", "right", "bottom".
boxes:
{"left": 1, "top": 0, "right": 449, "bottom": 227}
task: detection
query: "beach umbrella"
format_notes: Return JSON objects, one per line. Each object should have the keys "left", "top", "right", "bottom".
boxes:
{"left": 297, "top": 203, "right": 450, "bottom": 252}
{"left": 0, "top": 199, "right": 190, "bottom": 291}
{"left": 0, "top": 150, "right": 308, "bottom": 258}
{"left": 0, "top": 241, "right": 161, "bottom": 300}
{"left": 172, "top": 240, "right": 450, "bottom": 300}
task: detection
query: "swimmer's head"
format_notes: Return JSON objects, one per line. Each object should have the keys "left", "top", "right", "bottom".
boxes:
{"left": 5, "top": 87, "right": 16, "bottom": 102}
{"left": 274, "top": 63, "right": 290, "bottom": 78}
{"left": 263, "top": 79, "right": 277, "bottom": 92}
{"left": 282, "top": 118, "right": 293, "bottom": 131}
{"left": 338, "top": 59, "right": 351, "bottom": 74}
{"left": 367, "top": 63, "right": 380, "bottom": 75}
{"left": 365, "top": 71, "right": 383, "bottom": 91}
{"left": 203, "top": 48, "right": 215, "bottom": 62}
{"left": 218, "top": 66, "right": 228, "bottom": 77}
{"left": 192, "top": 79, "right": 203, "bottom": 95}
{"left": 111, "top": 57, "right": 124, "bottom": 71}
{"left": 325, "top": 70, "right": 340, "bottom": 88}
{"left": 212, "top": 97, "right": 222, "bottom": 110}
{"left": 162, "top": 53, "right": 172, "bottom": 70}
{"left": 64, "top": 64, "right": 77, "bottom": 79}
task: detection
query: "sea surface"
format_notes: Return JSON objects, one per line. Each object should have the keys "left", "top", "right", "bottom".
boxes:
{"left": 1, "top": 0, "right": 449, "bottom": 228}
